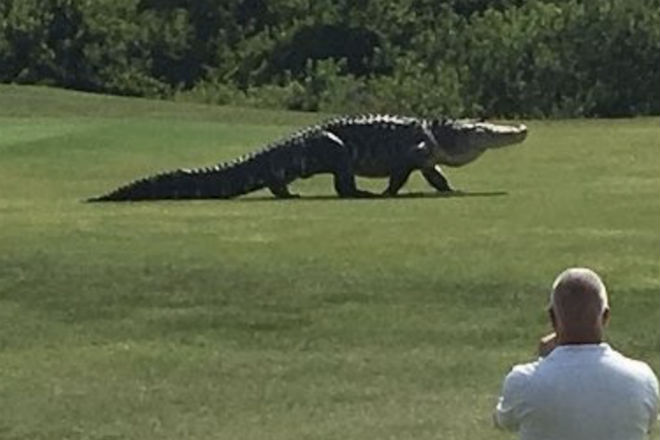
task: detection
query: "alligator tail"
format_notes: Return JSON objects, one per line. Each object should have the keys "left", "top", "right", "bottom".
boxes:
{"left": 88, "top": 142, "right": 308, "bottom": 202}
{"left": 87, "top": 165, "right": 247, "bottom": 202}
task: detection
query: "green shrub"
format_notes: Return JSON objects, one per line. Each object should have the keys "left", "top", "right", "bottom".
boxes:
{"left": 174, "top": 80, "right": 245, "bottom": 106}
{"left": 1, "top": 0, "right": 658, "bottom": 117}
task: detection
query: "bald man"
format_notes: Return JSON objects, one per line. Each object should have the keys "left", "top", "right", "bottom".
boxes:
{"left": 494, "top": 268, "right": 659, "bottom": 440}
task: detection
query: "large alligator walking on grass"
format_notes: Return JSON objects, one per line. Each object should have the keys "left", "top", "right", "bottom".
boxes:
{"left": 89, "top": 114, "right": 527, "bottom": 201}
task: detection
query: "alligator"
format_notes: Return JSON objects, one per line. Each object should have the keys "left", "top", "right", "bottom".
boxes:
{"left": 88, "top": 115, "right": 527, "bottom": 201}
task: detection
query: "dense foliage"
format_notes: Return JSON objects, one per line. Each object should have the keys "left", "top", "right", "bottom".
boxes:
{"left": 1, "top": 0, "right": 658, "bottom": 117}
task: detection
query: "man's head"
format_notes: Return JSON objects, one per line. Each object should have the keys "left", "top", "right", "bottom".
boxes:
{"left": 549, "top": 267, "right": 610, "bottom": 344}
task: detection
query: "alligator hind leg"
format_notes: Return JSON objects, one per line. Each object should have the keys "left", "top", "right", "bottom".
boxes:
{"left": 382, "top": 167, "right": 414, "bottom": 196}
{"left": 268, "top": 183, "right": 300, "bottom": 199}
{"left": 333, "top": 173, "right": 376, "bottom": 198}
{"left": 421, "top": 165, "right": 454, "bottom": 192}
{"left": 309, "top": 130, "right": 376, "bottom": 198}
{"left": 332, "top": 157, "right": 378, "bottom": 198}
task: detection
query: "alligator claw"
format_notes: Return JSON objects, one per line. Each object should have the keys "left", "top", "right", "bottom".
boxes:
{"left": 440, "top": 188, "right": 463, "bottom": 196}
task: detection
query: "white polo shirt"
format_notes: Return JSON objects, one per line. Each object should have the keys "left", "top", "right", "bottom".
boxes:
{"left": 495, "top": 343, "right": 659, "bottom": 440}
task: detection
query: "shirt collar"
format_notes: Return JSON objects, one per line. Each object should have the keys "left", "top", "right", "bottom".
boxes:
{"left": 548, "top": 343, "right": 612, "bottom": 358}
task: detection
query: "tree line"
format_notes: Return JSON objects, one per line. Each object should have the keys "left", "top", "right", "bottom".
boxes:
{"left": 1, "top": 0, "right": 658, "bottom": 117}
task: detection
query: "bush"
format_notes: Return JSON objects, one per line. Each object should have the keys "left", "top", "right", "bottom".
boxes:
{"left": 464, "top": 0, "right": 660, "bottom": 117}
{"left": 174, "top": 80, "right": 245, "bottom": 106}
{"left": 1, "top": 0, "right": 658, "bottom": 117}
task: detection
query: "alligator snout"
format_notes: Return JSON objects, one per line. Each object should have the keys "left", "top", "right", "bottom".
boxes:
{"left": 513, "top": 124, "right": 528, "bottom": 143}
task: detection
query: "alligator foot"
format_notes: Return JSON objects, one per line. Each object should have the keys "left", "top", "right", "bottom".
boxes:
{"left": 269, "top": 184, "right": 299, "bottom": 199}
{"left": 437, "top": 188, "right": 464, "bottom": 196}
{"left": 340, "top": 189, "right": 379, "bottom": 199}
{"left": 355, "top": 190, "right": 379, "bottom": 198}
{"left": 381, "top": 189, "right": 401, "bottom": 197}
{"left": 277, "top": 192, "right": 301, "bottom": 199}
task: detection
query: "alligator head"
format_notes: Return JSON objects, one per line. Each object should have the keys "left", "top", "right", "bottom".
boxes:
{"left": 427, "top": 119, "right": 528, "bottom": 167}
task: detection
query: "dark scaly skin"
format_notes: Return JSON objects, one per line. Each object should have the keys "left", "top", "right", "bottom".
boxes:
{"left": 88, "top": 114, "right": 527, "bottom": 201}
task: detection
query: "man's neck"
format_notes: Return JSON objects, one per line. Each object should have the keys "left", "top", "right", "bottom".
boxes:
{"left": 559, "top": 340, "right": 603, "bottom": 345}
{"left": 557, "top": 334, "right": 603, "bottom": 345}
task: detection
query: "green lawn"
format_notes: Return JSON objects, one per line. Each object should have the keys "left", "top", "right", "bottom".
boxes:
{"left": 0, "top": 85, "right": 658, "bottom": 440}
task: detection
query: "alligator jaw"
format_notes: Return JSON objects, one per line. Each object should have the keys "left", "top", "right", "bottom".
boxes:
{"left": 429, "top": 119, "right": 528, "bottom": 168}
{"left": 465, "top": 121, "right": 528, "bottom": 150}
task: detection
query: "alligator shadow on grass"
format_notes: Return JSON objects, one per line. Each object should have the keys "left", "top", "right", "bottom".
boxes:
{"left": 83, "top": 190, "right": 507, "bottom": 203}
{"left": 240, "top": 190, "right": 508, "bottom": 202}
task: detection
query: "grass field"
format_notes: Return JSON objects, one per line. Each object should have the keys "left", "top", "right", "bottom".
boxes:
{"left": 0, "top": 85, "right": 658, "bottom": 440}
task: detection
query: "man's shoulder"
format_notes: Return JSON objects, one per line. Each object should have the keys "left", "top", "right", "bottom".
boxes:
{"left": 504, "top": 359, "right": 542, "bottom": 386}
{"left": 606, "top": 348, "right": 658, "bottom": 380}
{"left": 616, "top": 354, "right": 659, "bottom": 391}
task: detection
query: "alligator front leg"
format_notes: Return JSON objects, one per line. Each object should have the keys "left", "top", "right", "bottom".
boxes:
{"left": 382, "top": 167, "right": 413, "bottom": 196}
{"left": 421, "top": 165, "right": 454, "bottom": 192}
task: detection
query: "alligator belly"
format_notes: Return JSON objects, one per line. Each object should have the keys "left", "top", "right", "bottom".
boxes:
{"left": 358, "top": 172, "right": 390, "bottom": 178}
{"left": 352, "top": 147, "right": 399, "bottom": 178}
{"left": 354, "top": 164, "right": 393, "bottom": 178}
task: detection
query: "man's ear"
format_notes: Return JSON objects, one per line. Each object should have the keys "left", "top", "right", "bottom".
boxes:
{"left": 549, "top": 307, "right": 558, "bottom": 330}
{"left": 602, "top": 307, "right": 610, "bottom": 327}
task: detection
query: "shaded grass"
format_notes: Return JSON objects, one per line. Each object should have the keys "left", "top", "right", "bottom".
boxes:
{"left": 0, "top": 85, "right": 658, "bottom": 439}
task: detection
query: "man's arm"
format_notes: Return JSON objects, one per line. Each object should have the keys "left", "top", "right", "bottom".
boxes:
{"left": 538, "top": 332, "right": 557, "bottom": 358}
{"left": 494, "top": 366, "right": 529, "bottom": 431}
{"left": 646, "top": 369, "right": 659, "bottom": 433}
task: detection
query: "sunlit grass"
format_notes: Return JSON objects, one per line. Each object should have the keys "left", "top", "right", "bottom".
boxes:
{"left": 0, "top": 85, "right": 658, "bottom": 439}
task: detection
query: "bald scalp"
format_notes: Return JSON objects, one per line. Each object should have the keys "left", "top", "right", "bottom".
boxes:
{"left": 550, "top": 268, "right": 609, "bottom": 332}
